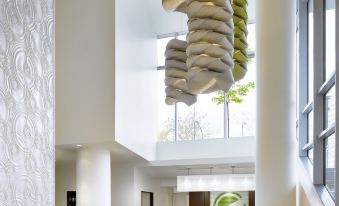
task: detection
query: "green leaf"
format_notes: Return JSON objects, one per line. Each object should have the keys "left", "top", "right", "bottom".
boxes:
{"left": 212, "top": 82, "right": 255, "bottom": 105}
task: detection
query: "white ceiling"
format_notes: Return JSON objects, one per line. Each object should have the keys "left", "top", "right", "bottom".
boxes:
{"left": 56, "top": 141, "right": 146, "bottom": 164}
{"left": 138, "top": 163, "right": 255, "bottom": 179}
{"left": 56, "top": 142, "right": 255, "bottom": 180}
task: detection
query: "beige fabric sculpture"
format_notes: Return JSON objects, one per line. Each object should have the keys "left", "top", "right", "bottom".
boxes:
{"left": 186, "top": 0, "right": 235, "bottom": 95}
{"left": 165, "top": 39, "right": 197, "bottom": 106}
{"left": 163, "top": 0, "right": 246, "bottom": 106}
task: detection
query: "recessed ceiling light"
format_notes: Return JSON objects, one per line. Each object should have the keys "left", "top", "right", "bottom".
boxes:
{"left": 76, "top": 144, "right": 82, "bottom": 148}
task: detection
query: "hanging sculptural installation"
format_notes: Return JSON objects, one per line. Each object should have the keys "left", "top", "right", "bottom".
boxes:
{"left": 232, "top": 0, "right": 249, "bottom": 81}
{"left": 163, "top": 0, "right": 248, "bottom": 105}
{"left": 186, "top": 0, "right": 235, "bottom": 95}
{"left": 165, "top": 39, "right": 197, "bottom": 106}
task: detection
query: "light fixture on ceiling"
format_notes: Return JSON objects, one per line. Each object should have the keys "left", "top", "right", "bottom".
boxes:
{"left": 76, "top": 144, "right": 82, "bottom": 148}
{"left": 177, "top": 174, "right": 255, "bottom": 192}
{"left": 177, "top": 166, "right": 255, "bottom": 192}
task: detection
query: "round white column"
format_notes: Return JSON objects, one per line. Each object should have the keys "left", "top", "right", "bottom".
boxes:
{"left": 76, "top": 148, "right": 111, "bottom": 206}
{"left": 255, "top": 0, "right": 296, "bottom": 205}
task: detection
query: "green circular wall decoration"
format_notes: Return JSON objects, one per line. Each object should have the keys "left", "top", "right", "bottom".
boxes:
{"left": 213, "top": 192, "right": 243, "bottom": 206}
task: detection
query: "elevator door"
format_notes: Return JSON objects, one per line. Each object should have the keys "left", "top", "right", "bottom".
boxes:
{"left": 189, "top": 192, "right": 210, "bottom": 206}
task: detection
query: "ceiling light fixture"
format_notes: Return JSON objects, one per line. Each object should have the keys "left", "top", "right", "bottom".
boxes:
{"left": 177, "top": 174, "right": 255, "bottom": 192}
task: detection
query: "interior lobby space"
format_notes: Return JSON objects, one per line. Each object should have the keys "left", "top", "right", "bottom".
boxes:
{"left": 0, "top": 0, "right": 337, "bottom": 205}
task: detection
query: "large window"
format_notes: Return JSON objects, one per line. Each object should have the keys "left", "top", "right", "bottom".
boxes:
{"left": 298, "top": 0, "right": 337, "bottom": 203}
{"left": 228, "top": 23, "right": 256, "bottom": 138}
{"left": 157, "top": 24, "right": 256, "bottom": 141}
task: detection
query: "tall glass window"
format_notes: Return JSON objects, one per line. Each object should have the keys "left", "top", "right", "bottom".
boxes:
{"left": 325, "top": 133, "right": 336, "bottom": 198}
{"left": 177, "top": 93, "right": 224, "bottom": 141}
{"left": 324, "top": 0, "right": 336, "bottom": 199}
{"left": 325, "top": 86, "right": 336, "bottom": 128}
{"left": 308, "top": 0, "right": 314, "bottom": 102}
{"left": 325, "top": 0, "right": 336, "bottom": 80}
{"left": 298, "top": 0, "right": 336, "bottom": 202}
{"left": 229, "top": 24, "right": 256, "bottom": 138}
{"left": 306, "top": 0, "right": 314, "bottom": 161}
{"left": 307, "top": 110, "right": 314, "bottom": 143}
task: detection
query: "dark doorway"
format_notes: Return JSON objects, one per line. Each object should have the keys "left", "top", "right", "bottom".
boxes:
{"left": 189, "top": 192, "right": 210, "bottom": 206}
{"left": 67, "top": 191, "right": 76, "bottom": 206}
{"left": 141, "top": 191, "right": 154, "bottom": 206}
{"left": 249, "top": 191, "right": 255, "bottom": 206}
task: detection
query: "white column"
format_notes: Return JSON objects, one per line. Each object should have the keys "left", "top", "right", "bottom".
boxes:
{"left": 255, "top": 0, "right": 296, "bottom": 205}
{"left": 76, "top": 148, "right": 111, "bottom": 206}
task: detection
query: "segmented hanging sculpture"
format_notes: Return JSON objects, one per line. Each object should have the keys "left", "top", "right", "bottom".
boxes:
{"left": 163, "top": 0, "right": 248, "bottom": 105}
{"left": 165, "top": 39, "right": 197, "bottom": 106}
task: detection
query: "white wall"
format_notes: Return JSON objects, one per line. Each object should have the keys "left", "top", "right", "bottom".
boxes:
{"left": 157, "top": 137, "right": 255, "bottom": 162}
{"left": 0, "top": 0, "right": 54, "bottom": 205}
{"left": 296, "top": 160, "right": 324, "bottom": 206}
{"left": 115, "top": 0, "right": 158, "bottom": 160}
{"left": 111, "top": 164, "right": 135, "bottom": 206}
{"left": 56, "top": 0, "right": 115, "bottom": 145}
{"left": 56, "top": 162, "right": 175, "bottom": 206}
{"left": 134, "top": 168, "right": 173, "bottom": 206}
{"left": 110, "top": 163, "right": 174, "bottom": 206}
{"left": 173, "top": 193, "right": 189, "bottom": 206}
{"left": 57, "top": 163, "right": 137, "bottom": 206}
{"left": 148, "top": 0, "right": 188, "bottom": 35}
{"left": 77, "top": 149, "right": 111, "bottom": 206}
{"left": 56, "top": 163, "right": 76, "bottom": 206}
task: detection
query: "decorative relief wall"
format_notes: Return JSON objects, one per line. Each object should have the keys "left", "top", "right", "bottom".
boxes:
{"left": 0, "top": 0, "right": 54, "bottom": 205}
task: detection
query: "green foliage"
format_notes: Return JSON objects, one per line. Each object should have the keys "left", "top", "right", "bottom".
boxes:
{"left": 212, "top": 82, "right": 255, "bottom": 105}
{"left": 217, "top": 196, "right": 239, "bottom": 206}
{"left": 213, "top": 192, "right": 242, "bottom": 206}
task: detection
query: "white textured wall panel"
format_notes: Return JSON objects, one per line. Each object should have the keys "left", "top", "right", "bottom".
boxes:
{"left": 0, "top": 0, "right": 54, "bottom": 205}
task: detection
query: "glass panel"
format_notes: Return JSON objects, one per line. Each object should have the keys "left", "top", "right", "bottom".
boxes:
{"left": 177, "top": 92, "right": 224, "bottom": 140}
{"left": 177, "top": 34, "right": 187, "bottom": 41}
{"left": 325, "top": 0, "right": 336, "bottom": 80}
{"left": 195, "top": 93, "right": 224, "bottom": 139}
{"left": 229, "top": 59, "right": 256, "bottom": 138}
{"left": 157, "top": 70, "right": 175, "bottom": 141}
{"left": 247, "top": 23, "right": 256, "bottom": 55}
{"left": 325, "top": 133, "right": 336, "bottom": 199}
{"left": 229, "top": 23, "right": 256, "bottom": 138}
{"left": 325, "top": 86, "right": 336, "bottom": 128}
{"left": 308, "top": 0, "right": 314, "bottom": 102}
{"left": 308, "top": 148, "right": 314, "bottom": 163}
{"left": 307, "top": 110, "right": 313, "bottom": 143}
{"left": 157, "top": 37, "right": 172, "bottom": 67}
{"left": 177, "top": 102, "right": 195, "bottom": 141}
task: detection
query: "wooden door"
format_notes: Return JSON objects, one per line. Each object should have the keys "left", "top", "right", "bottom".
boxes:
{"left": 189, "top": 192, "right": 210, "bottom": 206}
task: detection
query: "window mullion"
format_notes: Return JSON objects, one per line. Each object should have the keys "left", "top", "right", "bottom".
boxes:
{"left": 302, "top": 102, "right": 314, "bottom": 115}
{"left": 224, "top": 93, "right": 229, "bottom": 139}
{"left": 298, "top": 0, "right": 309, "bottom": 157}
{"left": 335, "top": 0, "right": 339, "bottom": 201}
{"left": 175, "top": 103, "right": 178, "bottom": 141}
{"left": 302, "top": 142, "right": 314, "bottom": 151}
{"left": 318, "top": 123, "right": 335, "bottom": 140}
{"left": 312, "top": 0, "right": 325, "bottom": 185}
{"left": 318, "top": 72, "right": 335, "bottom": 95}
